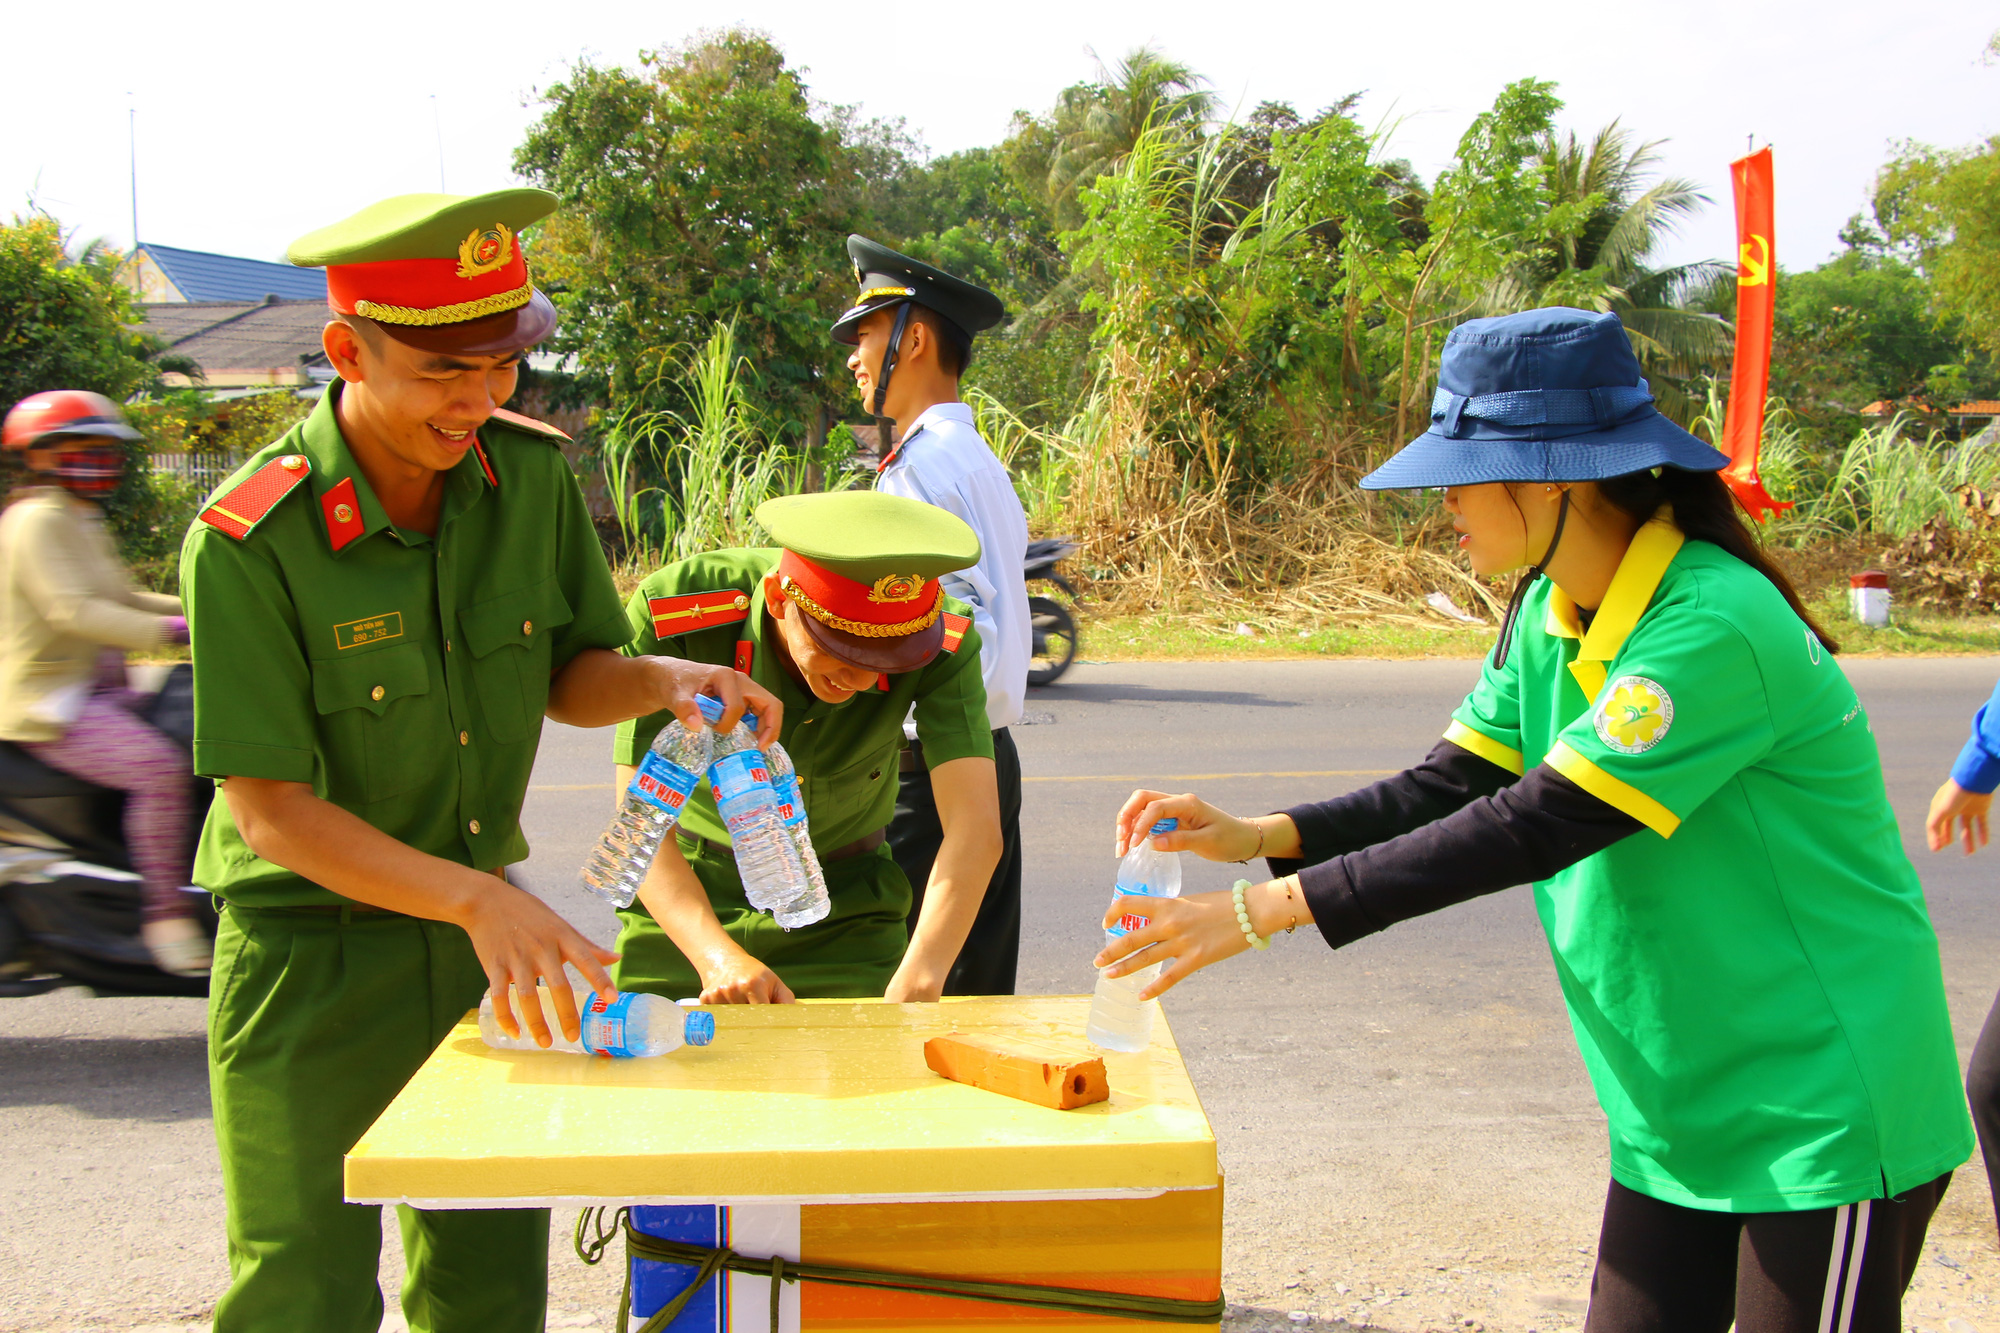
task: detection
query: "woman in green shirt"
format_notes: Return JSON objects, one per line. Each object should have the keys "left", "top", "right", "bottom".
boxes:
{"left": 1102, "top": 309, "right": 1972, "bottom": 1332}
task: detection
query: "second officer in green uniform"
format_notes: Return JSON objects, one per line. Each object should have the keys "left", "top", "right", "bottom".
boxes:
{"left": 612, "top": 491, "right": 1003, "bottom": 1002}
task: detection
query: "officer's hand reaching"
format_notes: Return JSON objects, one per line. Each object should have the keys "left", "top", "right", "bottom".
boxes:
{"left": 648, "top": 657, "right": 784, "bottom": 749}
{"left": 465, "top": 884, "right": 622, "bottom": 1047}
{"left": 694, "top": 948, "right": 797, "bottom": 1005}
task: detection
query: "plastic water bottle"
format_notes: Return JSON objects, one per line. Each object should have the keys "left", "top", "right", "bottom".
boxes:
{"left": 693, "top": 696, "right": 826, "bottom": 928}
{"left": 1087, "top": 818, "right": 1182, "bottom": 1053}
{"left": 478, "top": 985, "right": 716, "bottom": 1058}
{"left": 579, "top": 718, "right": 714, "bottom": 908}
{"left": 763, "top": 742, "right": 832, "bottom": 928}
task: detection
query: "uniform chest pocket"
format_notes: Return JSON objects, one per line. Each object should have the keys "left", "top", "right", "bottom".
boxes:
{"left": 804, "top": 749, "right": 896, "bottom": 840}
{"left": 458, "top": 577, "right": 574, "bottom": 744}
{"left": 311, "top": 643, "right": 433, "bottom": 804}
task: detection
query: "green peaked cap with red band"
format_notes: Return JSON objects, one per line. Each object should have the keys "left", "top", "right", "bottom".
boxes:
{"left": 287, "top": 188, "right": 560, "bottom": 355}
{"left": 754, "top": 491, "right": 981, "bottom": 674}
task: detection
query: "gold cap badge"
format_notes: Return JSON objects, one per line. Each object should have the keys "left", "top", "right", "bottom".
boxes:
{"left": 867, "top": 574, "right": 926, "bottom": 604}
{"left": 456, "top": 223, "right": 515, "bottom": 280}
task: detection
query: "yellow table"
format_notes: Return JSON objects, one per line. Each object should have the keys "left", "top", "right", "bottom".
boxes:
{"left": 348, "top": 996, "right": 1223, "bottom": 1331}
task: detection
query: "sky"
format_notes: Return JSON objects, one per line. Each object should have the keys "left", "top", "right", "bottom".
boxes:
{"left": 5, "top": 0, "right": 1994, "bottom": 279}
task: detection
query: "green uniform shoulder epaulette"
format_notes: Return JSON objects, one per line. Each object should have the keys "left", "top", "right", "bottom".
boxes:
{"left": 485, "top": 408, "right": 570, "bottom": 443}
{"left": 198, "top": 452, "right": 313, "bottom": 540}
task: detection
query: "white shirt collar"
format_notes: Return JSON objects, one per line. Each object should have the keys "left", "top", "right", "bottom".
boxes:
{"left": 903, "top": 401, "right": 975, "bottom": 439}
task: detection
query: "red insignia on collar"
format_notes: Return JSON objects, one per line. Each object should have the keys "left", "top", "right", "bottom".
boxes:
{"left": 322, "top": 476, "right": 366, "bottom": 552}
{"left": 940, "top": 612, "right": 971, "bottom": 654}
{"left": 734, "top": 639, "right": 755, "bottom": 675}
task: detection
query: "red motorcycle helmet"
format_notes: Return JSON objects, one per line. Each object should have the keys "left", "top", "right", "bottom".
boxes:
{"left": 3, "top": 390, "right": 143, "bottom": 451}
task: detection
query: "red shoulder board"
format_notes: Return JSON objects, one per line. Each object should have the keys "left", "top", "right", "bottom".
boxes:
{"left": 649, "top": 589, "right": 752, "bottom": 638}
{"left": 199, "top": 453, "right": 312, "bottom": 540}
{"left": 940, "top": 612, "right": 971, "bottom": 654}
{"left": 486, "top": 408, "right": 571, "bottom": 442}
{"left": 733, "top": 639, "right": 754, "bottom": 675}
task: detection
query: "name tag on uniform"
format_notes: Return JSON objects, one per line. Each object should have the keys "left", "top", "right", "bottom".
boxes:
{"left": 334, "top": 612, "right": 405, "bottom": 650}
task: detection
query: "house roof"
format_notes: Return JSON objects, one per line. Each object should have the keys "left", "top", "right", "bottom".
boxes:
{"left": 1950, "top": 401, "right": 2000, "bottom": 416}
{"left": 138, "top": 299, "right": 331, "bottom": 382}
{"left": 1860, "top": 397, "right": 2000, "bottom": 418}
{"left": 137, "top": 242, "right": 327, "bottom": 302}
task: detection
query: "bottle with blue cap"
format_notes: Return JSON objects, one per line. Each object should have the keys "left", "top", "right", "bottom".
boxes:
{"left": 695, "top": 695, "right": 828, "bottom": 929}
{"left": 478, "top": 984, "right": 716, "bottom": 1058}
{"left": 579, "top": 713, "right": 714, "bottom": 908}
{"left": 1087, "top": 817, "right": 1182, "bottom": 1052}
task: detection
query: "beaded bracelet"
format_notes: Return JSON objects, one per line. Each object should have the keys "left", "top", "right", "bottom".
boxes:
{"left": 1231, "top": 879, "right": 1270, "bottom": 951}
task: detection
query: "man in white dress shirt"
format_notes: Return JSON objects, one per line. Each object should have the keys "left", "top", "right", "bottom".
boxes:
{"left": 830, "top": 235, "right": 1030, "bottom": 995}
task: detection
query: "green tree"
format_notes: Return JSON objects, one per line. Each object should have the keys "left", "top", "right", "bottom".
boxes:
{"left": 0, "top": 214, "right": 162, "bottom": 409}
{"left": 1486, "top": 123, "right": 1731, "bottom": 423}
{"left": 1874, "top": 135, "right": 2000, "bottom": 362}
{"left": 1013, "top": 47, "right": 1219, "bottom": 229}
{"left": 514, "top": 30, "right": 861, "bottom": 436}
{"left": 0, "top": 212, "right": 193, "bottom": 575}
{"left": 1770, "top": 247, "right": 1983, "bottom": 420}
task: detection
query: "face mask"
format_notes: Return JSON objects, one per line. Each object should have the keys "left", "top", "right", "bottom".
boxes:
{"left": 54, "top": 446, "right": 125, "bottom": 497}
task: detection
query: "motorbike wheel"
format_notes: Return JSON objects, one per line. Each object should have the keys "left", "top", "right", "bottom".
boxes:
{"left": 1028, "top": 595, "right": 1078, "bottom": 687}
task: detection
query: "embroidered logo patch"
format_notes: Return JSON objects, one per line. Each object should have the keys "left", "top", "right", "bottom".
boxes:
{"left": 1595, "top": 675, "right": 1673, "bottom": 754}
{"left": 334, "top": 612, "right": 404, "bottom": 651}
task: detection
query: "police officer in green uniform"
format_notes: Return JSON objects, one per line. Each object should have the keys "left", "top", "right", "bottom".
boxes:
{"left": 610, "top": 491, "right": 1003, "bottom": 1003}
{"left": 181, "top": 189, "right": 781, "bottom": 1333}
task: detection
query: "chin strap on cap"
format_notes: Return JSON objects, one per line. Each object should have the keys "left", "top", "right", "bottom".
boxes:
{"left": 870, "top": 301, "right": 914, "bottom": 463}
{"left": 1491, "top": 488, "right": 1570, "bottom": 671}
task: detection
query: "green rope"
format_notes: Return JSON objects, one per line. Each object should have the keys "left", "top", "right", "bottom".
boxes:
{"left": 574, "top": 1207, "right": 1224, "bottom": 1331}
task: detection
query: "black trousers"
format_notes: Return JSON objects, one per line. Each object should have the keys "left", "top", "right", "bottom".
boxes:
{"left": 1584, "top": 1175, "right": 1949, "bottom": 1333}
{"left": 891, "top": 727, "right": 1022, "bottom": 996}
{"left": 1968, "top": 986, "right": 2000, "bottom": 1237}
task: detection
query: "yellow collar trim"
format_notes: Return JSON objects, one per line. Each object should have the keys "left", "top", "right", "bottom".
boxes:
{"left": 1557, "top": 508, "right": 1683, "bottom": 701}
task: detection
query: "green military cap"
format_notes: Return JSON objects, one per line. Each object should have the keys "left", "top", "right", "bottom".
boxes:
{"left": 288, "top": 188, "right": 559, "bottom": 356}
{"left": 829, "top": 235, "right": 1006, "bottom": 349}
{"left": 756, "top": 492, "right": 981, "bottom": 673}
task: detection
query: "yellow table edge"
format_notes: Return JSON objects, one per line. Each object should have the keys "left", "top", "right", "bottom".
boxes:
{"left": 346, "top": 996, "right": 1219, "bottom": 1207}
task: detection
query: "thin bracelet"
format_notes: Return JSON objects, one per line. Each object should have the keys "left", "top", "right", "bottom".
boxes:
{"left": 1236, "top": 821, "right": 1267, "bottom": 864}
{"left": 1231, "top": 880, "right": 1270, "bottom": 951}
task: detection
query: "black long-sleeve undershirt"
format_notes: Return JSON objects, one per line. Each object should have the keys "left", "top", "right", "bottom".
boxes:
{"left": 1264, "top": 739, "right": 1645, "bottom": 951}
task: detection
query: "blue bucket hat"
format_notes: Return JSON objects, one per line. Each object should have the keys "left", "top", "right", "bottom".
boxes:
{"left": 1361, "top": 308, "right": 1727, "bottom": 490}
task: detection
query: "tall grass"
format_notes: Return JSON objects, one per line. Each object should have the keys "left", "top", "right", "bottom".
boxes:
{"left": 597, "top": 320, "right": 855, "bottom": 574}
{"left": 1694, "top": 379, "right": 2000, "bottom": 544}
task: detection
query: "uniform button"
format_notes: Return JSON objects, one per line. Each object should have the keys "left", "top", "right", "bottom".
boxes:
{"left": 868, "top": 769, "right": 881, "bottom": 781}
{"left": 280, "top": 455, "right": 304, "bottom": 471}
{"left": 445, "top": 638, "right": 452, "bottom": 653}
{"left": 370, "top": 685, "right": 385, "bottom": 701}
{"left": 469, "top": 819, "right": 481, "bottom": 835}
{"left": 459, "top": 730, "right": 469, "bottom": 746}
{"left": 522, "top": 620, "right": 533, "bottom": 636}
{"left": 732, "top": 594, "right": 749, "bottom": 610}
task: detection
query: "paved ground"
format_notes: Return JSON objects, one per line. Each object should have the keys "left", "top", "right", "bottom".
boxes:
{"left": 3, "top": 659, "right": 1999, "bottom": 1332}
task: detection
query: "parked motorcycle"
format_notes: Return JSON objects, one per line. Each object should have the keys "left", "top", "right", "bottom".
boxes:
{"left": 1025, "top": 537, "right": 1080, "bottom": 687}
{"left": 0, "top": 664, "right": 214, "bottom": 997}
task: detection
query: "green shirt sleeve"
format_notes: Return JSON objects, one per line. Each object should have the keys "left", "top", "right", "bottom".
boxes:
{"left": 180, "top": 525, "right": 317, "bottom": 783}
{"left": 1447, "top": 645, "right": 1527, "bottom": 776}
{"left": 912, "top": 617, "right": 994, "bottom": 767}
{"left": 545, "top": 448, "right": 631, "bottom": 669}
{"left": 1545, "top": 608, "right": 1775, "bottom": 838}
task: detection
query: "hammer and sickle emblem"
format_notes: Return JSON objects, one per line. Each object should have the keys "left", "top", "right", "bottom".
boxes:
{"left": 1737, "top": 233, "right": 1770, "bottom": 288}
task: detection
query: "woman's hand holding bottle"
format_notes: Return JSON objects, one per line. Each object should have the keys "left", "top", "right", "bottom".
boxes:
{"left": 1113, "top": 788, "right": 1294, "bottom": 862}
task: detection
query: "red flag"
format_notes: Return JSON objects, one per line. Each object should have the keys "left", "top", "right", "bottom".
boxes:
{"left": 1720, "top": 147, "right": 1790, "bottom": 520}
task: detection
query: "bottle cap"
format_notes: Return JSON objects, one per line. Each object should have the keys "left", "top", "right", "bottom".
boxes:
{"left": 683, "top": 1010, "right": 717, "bottom": 1047}
{"left": 1149, "top": 818, "right": 1179, "bottom": 836}
{"left": 692, "top": 694, "right": 758, "bottom": 731}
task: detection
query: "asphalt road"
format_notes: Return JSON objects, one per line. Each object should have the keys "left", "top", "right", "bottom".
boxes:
{"left": 3, "top": 659, "right": 1999, "bottom": 1332}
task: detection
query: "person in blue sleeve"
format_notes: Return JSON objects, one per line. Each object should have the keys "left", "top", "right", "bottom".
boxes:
{"left": 1925, "top": 694, "right": 2000, "bottom": 1241}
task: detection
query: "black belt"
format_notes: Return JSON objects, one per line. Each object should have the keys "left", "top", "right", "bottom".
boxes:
{"left": 679, "top": 828, "right": 886, "bottom": 863}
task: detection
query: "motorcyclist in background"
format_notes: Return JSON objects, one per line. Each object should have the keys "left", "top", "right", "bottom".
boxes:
{"left": 0, "top": 391, "right": 207, "bottom": 976}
